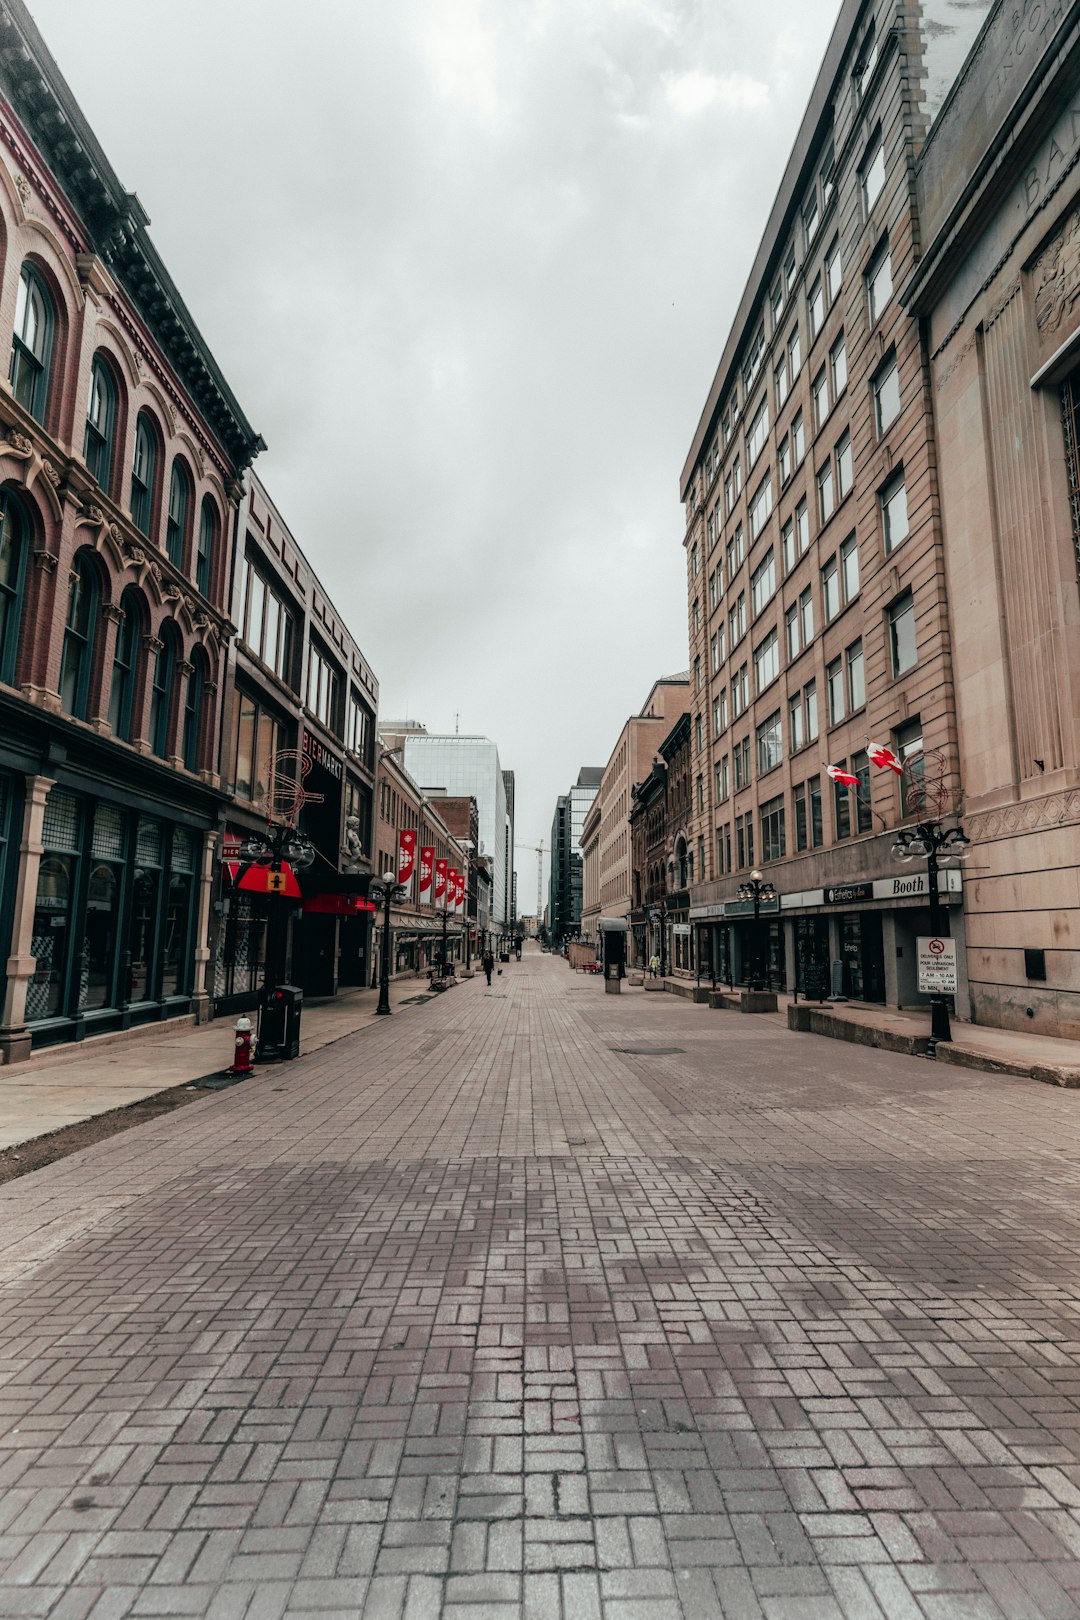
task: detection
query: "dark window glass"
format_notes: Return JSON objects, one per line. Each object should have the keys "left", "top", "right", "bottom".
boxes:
{"left": 150, "top": 629, "right": 175, "bottom": 758}
{"left": 182, "top": 659, "right": 204, "bottom": 772}
{"left": 809, "top": 775, "right": 823, "bottom": 847}
{"left": 84, "top": 357, "right": 115, "bottom": 489}
{"left": 10, "top": 264, "right": 52, "bottom": 422}
{"left": 0, "top": 492, "right": 28, "bottom": 684}
{"left": 166, "top": 463, "right": 188, "bottom": 568}
{"left": 889, "top": 591, "right": 917, "bottom": 674}
{"left": 109, "top": 591, "right": 140, "bottom": 741}
{"left": 196, "top": 500, "right": 214, "bottom": 596}
{"left": 59, "top": 558, "right": 99, "bottom": 720}
{"left": 131, "top": 415, "right": 156, "bottom": 536}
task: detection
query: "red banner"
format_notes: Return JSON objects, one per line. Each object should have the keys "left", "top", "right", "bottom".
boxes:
{"left": 418, "top": 845, "right": 434, "bottom": 902}
{"left": 238, "top": 861, "right": 302, "bottom": 899}
{"left": 446, "top": 868, "right": 458, "bottom": 915}
{"left": 434, "top": 858, "right": 448, "bottom": 908}
{"left": 397, "top": 829, "right": 417, "bottom": 886}
{"left": 455, "top": 869, "right": 466, "bottom": 911}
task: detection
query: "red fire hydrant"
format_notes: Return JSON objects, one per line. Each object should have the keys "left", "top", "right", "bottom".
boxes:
{"left": 229, "top": 1015, "right": 255, "bottom": 1075}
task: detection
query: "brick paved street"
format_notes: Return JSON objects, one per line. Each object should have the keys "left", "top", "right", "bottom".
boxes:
{"left": 3, "top": 952, "right": 1080, "bottom": 1619}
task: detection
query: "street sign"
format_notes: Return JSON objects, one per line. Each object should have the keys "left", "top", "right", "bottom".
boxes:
{"left": 917, "top": 936, "right": 957, "bottom": 993}
{"left": 238, "top": 861, "right": 302, "bottom": 899}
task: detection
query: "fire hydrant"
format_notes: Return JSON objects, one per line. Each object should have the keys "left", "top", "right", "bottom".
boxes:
{"left": 229, "top": 1015, "right": 255, "bottom": 1075}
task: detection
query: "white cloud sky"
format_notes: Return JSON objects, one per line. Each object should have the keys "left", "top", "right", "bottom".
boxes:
{"left": 28, "top": 0, "right": 840, "bottom": 907}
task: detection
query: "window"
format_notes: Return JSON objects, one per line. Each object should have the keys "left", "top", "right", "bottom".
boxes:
{"left": 697, "top": 774, "right": 705, "bottom": 814}
{"left": 775, "top": 352, "right": 789, "bottom": 407}
{"left": 803, "top": 191, "right": 820, "bottom": 248}
{"left": 712, "top": 694, "right": 722, "bottom": 736}
{"left": 727, "top": 525, "right": 745, "bottom": 576}
{"left": 731, "top": 662, "right": 749, "bottom": 718}
{"left": 749, "top": 475, "right": 773, "bottom": 540}
{"left": 796, "top": 498, "right": 810, "bottom": 554}
{"left": 735, "top": 812, "right": 754, "bottom": 870}
{"left": 756, "top": 711, "right": 782, "bottom": 774}
{"left": 696, "top": 713, "right": 704, "bottom": 753}
{"left": 240, "top": 556, "right": 295, "bottom": 685}
{"left": 874, "top": 354, "right": 900, "bottom": 433}
{"left": 888, "top": 590, "right": 917, "bottom": 674}
{"left": 743, "top": 323, "right": 766, "bottom": 394}
{"left": 84, "top": 357, "right": 116, "bottom": 490}
{"left": 841, "top": 533, "right": 859, "bottom": 600}
{"left": 182, "top": 654, "right": 205, "bottom": 772}
{"left": 794, "top": 781, "right": 808, "bottom": 850}
{"left": 710, "top": 631, "right": 719, "bottom": 673}
{"left": 307, "top": 642, "right": 343, "bottom": 733}
{"left": 792, "top": 411, "right": 806, "bottom": 466}
{"left": 809, "top": 276, "right": 825, "bottom": 340}
{"left": 166, "top": 462, "right": 189, "bottom": 569}
{"left": 693, "top": 598, "right": 700, "bottom": 634}
{"left": 820, "top": 140, "right": 836, "bottom": 209}
{"left": 809, "top": 774, "right": 823, "bottom": 846}
{"left": 347, "top": 692, "right": 372, "bottom": 762}
{"left": 799, "top": 585, "right": 814, "bottom": 647}
{"left": 717, "top": 686, "right": 728, "bottom": 731}
{"left": 59, "top": 555, "right": 99, "bottom": 720}
{"left": 881, "top": 470, "right": 909, "bottom": 553}
{"left": 0, "top": 491, "right": 28, "bottom": 685}
{"left": 733, "top": 736, "right": 751, "bottom": 791}
{"left": 895, "top": 719, "right": 924, "bottom": 814}
{"left": 785, "top": 603, "right": 799, "bottom": 662}
{"left": 754, "top": 629, "right": 779, "bottom": 693}
{"left": 836, "top": 431, "right": 853, "bottom": 500}
{"left": 691, "top": 541, "right": 700, "bottom": 577}
{"left": 867, "top": 240, "right": 893, "bottom": 325}
{"left": 788, "top": 327, "right": 802, "bottom": 381}
{"left": 760, "top": 794, "right": 786, "bottom": 861}
{"left": 827, "top": 656, "right": 845, "bottom": 724}
{"left": 846, "top": 638, "right": 865, "bottom": 711}
{"left": 784, "top": 248, "right": 797, "bottom": 293}
{"left": 694, "top": 654, "right": 702, "bottom": 692}
{"left": 830, "top": 333, "right": 847, "bottom": 398}
{"left": 834, "top": 766, "right": 852, "bottom": 839}
{"left": 805, "top": 679, "right": 819, "bottom": 741}
{"left": 130, "top": 413, "right": 157, "bottom": 537}
{"left": 717, "top": 620, "right": 727, "bottom": 663}
{"left": 856, "top": 22, "right": 878, "bottom": 95}
{"left": 717, "top": 822, "right": 732, "bottom": 875}
{"left": 725, "top": 459, "right": 742, "bottom": 512}
{"left": 196, "top": 499, "right": 215, "bottom": 596}
{"left": 778, "top": 435, "right": 791, "bottom": 486}
{"left": 234, "top": 691, "right": 286, "bottom": 804}
{"left": 109, "top": 588, "right": 140, "bottom": 742}
{"left": 812, "top": 367, "right": 829, "bottom": 430}
{"left": 10, "top": 264, "right": 53, "bottom": 423}
{"left": 782, "top": 517, "right": 795, "bottom": 574}
{"left": 817, "top": 461, "right": 835, "bottom": 525}
{"left": 825, "top": 238, "right": 842, "bottom": 304}
{"left": 862, "top": 137, "right": 886, "bottom": 213}
{"left": 751, "top": 549, "right": 776, "bottom": 616}
{"left": 771, "top": 282, "right": 784, "bottom": 329}
{"left": 789, "top": 691, "right": 805, "bottom": 752}
{"left": 747, "top": 396, "right": 769, "bottom": 465}
{"left": 729, "top": 594, "right": 746, "bottom": 648}
{"left": 822, "top": 556, "right": 840, "bottom": 621}
{"left": 150, "top": 625, "right": 177, "bottom": 759}
{"left": 853, "top": 749, "right": 873, "bottom": 833}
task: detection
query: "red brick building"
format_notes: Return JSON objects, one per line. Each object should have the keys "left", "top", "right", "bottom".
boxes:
{"left": 0, "top": 2, "right": 262, "bottom": 1058}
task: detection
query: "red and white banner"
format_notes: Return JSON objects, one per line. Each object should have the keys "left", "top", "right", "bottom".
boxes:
{"left": 418, "top": 845, "right": 434, "bottom": 903}
{"left": 434, "top": 858, "right": 448, "bottom": 909}
{"left": 456, "top": 869, "right": 467, "bottom": 912}
{"left": 397, "top": 829, "right": 417, "bottom": 887}
{"left": 447, "top": 868, "right": 459, "bottom": 916}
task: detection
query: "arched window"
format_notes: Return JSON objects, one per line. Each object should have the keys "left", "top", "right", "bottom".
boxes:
{"left": 130, "top": 413, "right": 156, "bottom": 537}
{"left": 182, "top": 651, "right": 206, "bottom": 772}
{"left": 9, "top": 264, "right": 53, "bottom": 423}
{"left": 196, "top": 498, "right": 215, "bottom": 596}
{"left": 0, "top": 490, "right": 29, "bottom": 685}
{"left": 84, "top": 357, "right": 116, "bottom": 490}
{"left": 59, "top": 555, "right": 100, "bottom": 720}
{"left": 108, "top": 587, "right": 142, "bottom": 741}
{"left": 150, "top": 623, "right": 176, "bottom": 758}
{"left": 166, "top": 461, "right": 189, "bottom": 568}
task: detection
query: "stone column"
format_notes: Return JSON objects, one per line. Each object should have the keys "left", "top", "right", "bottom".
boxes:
{"left": 0, "top": 775, "right": 55, "bottom": 1063}
{"left": 89, "top": 600, "right": 125, "bottom": 734}
{"left": 133, "top": 634, "right": 163, "bottom": 754}
{"left": 191, "top": 825, "right": 219, "bottom": 1025}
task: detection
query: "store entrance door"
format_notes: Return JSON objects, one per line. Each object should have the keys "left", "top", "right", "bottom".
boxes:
{"left": 841, "top": 912, "right": 886, "bottom": 1002}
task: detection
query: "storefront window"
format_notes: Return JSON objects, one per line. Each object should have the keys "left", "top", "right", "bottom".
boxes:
{"left": 28, "top": 854, "right": 74, "bottom": 1020}
{"left": 128, "top": 818, "right": 162, "bottom": 1004}
{"left": 82, "top": 805, "right": 125, "bottom": 1012}
{"left": 162, "top": 829, "right": 196, "bottom": 998}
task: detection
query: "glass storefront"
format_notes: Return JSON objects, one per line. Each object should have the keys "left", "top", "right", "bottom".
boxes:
{"left": 26, "top": 787, "right": 202, "bottom": 1044}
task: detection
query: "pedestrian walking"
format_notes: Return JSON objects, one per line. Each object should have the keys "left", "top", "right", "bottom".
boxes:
{"left": 649, "top": 953, "right": 660, "bottom": 978}
{"left": 482, "top": 948, "right": 494, "bottom": 986}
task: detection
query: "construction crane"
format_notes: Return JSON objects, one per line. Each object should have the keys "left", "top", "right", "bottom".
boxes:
{"left": 517, "top": 839, "right": 546, "bottom": 933}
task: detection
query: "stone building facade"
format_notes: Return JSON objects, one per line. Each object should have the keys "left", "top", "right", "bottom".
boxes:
{"left": 680, "top": 0, "right": 994, "bottom": 1010}
{"left": 0, "top": 3, "right": 263, "bottom": 1059}
{"left": 904, "top": 1, "right": 1080, "bottom": 1037}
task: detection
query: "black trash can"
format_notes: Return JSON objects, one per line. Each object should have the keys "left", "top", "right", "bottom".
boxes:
{"left": 259, "top": 983, "right": 303, "bottom": 1061}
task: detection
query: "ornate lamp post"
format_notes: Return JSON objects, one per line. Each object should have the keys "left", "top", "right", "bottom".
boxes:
{"left": 368, "top": 868, "right": 408, "bottom": 1016}
{"left": 891, "top": 818, "right": 969, "bottom": 1049}
{"left": 649, "top": 903, "right": 665, "bottom": 977}
{"left": 737, "top": 869, "right": 776, "bottom": 991}
{"left": 237, "top": 825, "right": 316, "bottom": 987}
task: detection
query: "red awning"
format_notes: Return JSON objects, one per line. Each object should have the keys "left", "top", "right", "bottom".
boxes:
{"left": 302, "top": 893, "right": 377, "bottom": 916}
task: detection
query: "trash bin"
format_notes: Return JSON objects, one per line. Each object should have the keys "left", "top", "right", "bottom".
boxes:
{"left": 259, "top": 983, "right": 303, "bottom": 1060}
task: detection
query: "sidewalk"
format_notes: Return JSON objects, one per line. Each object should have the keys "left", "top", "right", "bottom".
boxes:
{"left": 0, "top": 972, "right": 474, "bottom": 1151}
{"left": 649, "top": 971, "right": 1080, "bottom": 1083}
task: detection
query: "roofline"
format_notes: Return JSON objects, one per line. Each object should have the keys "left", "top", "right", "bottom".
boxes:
{"left": 680, "top": 0, "right": 867, "bottom": 496}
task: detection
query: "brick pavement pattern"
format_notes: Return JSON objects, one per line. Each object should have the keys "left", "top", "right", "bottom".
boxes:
{"left": 2, "top": 954, "right": 1080, "bottom": 1618}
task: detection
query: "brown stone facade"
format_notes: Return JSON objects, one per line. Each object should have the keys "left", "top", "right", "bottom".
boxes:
{"left": 905, "top": 0, "right": 1080, "bottom": 1036}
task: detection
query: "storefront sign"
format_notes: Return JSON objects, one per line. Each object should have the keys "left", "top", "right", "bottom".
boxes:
{"left": 874, "top": 870, "right": 961, "bottom": 900}
{"left": 419, "top": 845, "right": 434, "bottom": 902}
{"left": 824, "top": 882, "right": 874, "bottom": 905}
{"left": 917, "top": 936, "right": 958, "bottom": 993}
{"left": 722, "top": 897, "right": 780, "bottom": 917}
{"left": 302, "top": 730, "right": 343, "bottom": 781}
{"left": 672, "top": 923, "right": 691, "bottom": 937}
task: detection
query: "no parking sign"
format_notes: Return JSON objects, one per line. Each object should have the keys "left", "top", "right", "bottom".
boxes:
{"left": 917, "top": 936, "right": 957, "bottom": 993}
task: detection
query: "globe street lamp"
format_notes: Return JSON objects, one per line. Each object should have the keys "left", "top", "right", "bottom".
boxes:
{"left": 737, "top": 869, "right": 776, "bottom": 991}
{"left": 891, "top": 818, "right": 969, "bottom": 1049}
{"left": 238, "top": 825, "right": 316, "bottom": 988}
{"left": 368, "top": 868, "right": 408, "bottom": 1016}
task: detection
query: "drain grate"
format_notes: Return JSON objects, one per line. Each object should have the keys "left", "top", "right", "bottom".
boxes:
{"left": 610, "top": 1046, "right": 685, "bottom": 1056}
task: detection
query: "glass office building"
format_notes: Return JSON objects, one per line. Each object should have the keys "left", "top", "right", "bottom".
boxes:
{"left": 401, "top": 734, "right": 513, "bottom": 925}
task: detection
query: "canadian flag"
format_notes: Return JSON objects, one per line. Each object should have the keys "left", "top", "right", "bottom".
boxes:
{"left": 826, "top": 765, "right": 860, "bottom": 787}
{"left": 868, "top": 741, "right": 904, "bottom": 775}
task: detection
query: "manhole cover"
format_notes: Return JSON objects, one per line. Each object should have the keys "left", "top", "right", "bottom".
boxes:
{"left": 610, "top": 1046, "right": 685, "bottom": 1056}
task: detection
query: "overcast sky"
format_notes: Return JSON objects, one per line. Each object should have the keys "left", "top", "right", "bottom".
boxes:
{"left": 30, "top": 0, "right": 840, "bottom": 912}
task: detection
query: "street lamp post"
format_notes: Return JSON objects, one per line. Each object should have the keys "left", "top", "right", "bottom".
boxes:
{"left": 368, "top": 868, "right": 408, "bottom": 1016}
{"left": 737, "top": 869, "right": 776, "bottom": 991}
{"left": 649, "top": 904, "right": 665, "bottom": 977}
{"left": 891, "top": 818, "right": 969, "bottom": 1050}
{"left": 237, "top": 824, "right": 317, "bottom": 988}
